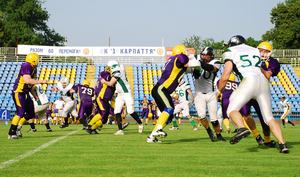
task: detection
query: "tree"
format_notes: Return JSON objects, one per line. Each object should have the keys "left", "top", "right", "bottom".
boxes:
{"left": 182, "top": 35, "right": 202, "bottom": 49}
{"left": 262, "top": 0, "right": 300, "bottom": 49}
{"left": 0, "top": 0, "right": 64, "bottom": 47}
{"left": 0, "top": 11, "right": 4, "bottom": 46}
{"left": 246, "top": 37, "right": 263, "bottom": 48}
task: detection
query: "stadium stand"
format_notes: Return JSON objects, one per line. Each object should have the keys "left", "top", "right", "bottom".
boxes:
{"left": 0, "top": 61, "right": 299, "bottom": 119}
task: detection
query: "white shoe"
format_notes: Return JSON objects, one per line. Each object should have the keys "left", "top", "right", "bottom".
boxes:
{"left": 17, "top": 129, "right": 23, "bottom": 138}
{"left": 8, "top": 135, "right": 18, "bottom": 139}
{"left": 152, "top": 129, "right": 167, "bottom": 138}
{"left": 114, "top": 130, "right": 124, "bottom": 135}
{"left": 193, "top": 126, "right": 198, "bottom": 131}
{"left": 169, "top": 126, "right": 179, "bottom": 130}
{"left": 138, "top": 124, "right": 144, "bottom": 133}
{"left": 147, "top": 137, "right": 162, "bottom": 143}
{"left": 198, "top": 124, "right": 202, "bottom": 127}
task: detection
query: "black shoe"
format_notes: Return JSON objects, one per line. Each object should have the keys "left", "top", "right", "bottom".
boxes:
{"left": 47, "top": 129, "right": 52, "bottom": 132}
{"left": 90, "top": 130, "right": 99, "bottom": 134}
{"left": 59, "top": 123, "right": 69, "bottom": 128}
{"left": 28, "top": 129, "right": 37, "bottom": 132}
{"left": 86, "top": 125, "right": 92, "bottom": 133}
{"left": 233, "top": 129, "right": 238, "bottom": 133}
{"left": 217, "top": 134, "right": 226, "bottom": 142}
{"left": 229, "top": 127, "right": 251, "bottom": 144}
{"left": 279, "top": 143, "right": 289, "bottom": 153}
{"left": 207, "top": 129, "right": 216, "bottom": 142}
{"left": 256, "top": 135, "right": 265, "bottom": 145}
{"left": 264, "top": 140, "right": 278, "bottom": 148}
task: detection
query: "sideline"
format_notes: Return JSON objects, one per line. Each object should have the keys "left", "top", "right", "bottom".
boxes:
{"left": 0, "top": 129, "right": 81, "bottom": 170}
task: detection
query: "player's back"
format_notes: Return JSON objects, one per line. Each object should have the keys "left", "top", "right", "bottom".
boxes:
{"left": 220, "top": 80, "right": 239, "bottom": 99}
{"left": 76, "top": 85, "right": 94, "bottom": 102}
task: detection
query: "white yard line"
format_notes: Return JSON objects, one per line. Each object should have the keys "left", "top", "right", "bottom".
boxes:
{"left": 0, "top": 129, "right": 81, "bottom": 170}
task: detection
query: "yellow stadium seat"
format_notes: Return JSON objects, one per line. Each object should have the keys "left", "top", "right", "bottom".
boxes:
{"left": 287, "top": 90, "right": 292, "bottom": 94}
{"left": 292, "top": 90, "right": 298, "bottom": 94}
{"left": 271, "top": 81, "right": 276, "bottom": 85}
{"left": 49, "top": 80, "right": 53, "bottom": 84}
{"left": 54, "top": 80, "right": 58, "bottom": 84}
{"left": 276, "top": 81, "right": 281, "bottom": 85}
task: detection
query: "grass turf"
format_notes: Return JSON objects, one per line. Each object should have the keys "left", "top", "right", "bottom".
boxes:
{"left": 0, "top": 122, "right": 299, "bottom": 177}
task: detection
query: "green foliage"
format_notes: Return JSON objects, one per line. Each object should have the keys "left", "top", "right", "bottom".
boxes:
{"left": 262, "top": 0, "right": 300, "bottom": 49}
{"left": 182, "top": 35, "right": 202, "bottom": 49}
{"left": 0, "top": 11, "right": 3, "bottom": 46}
{"left": 246, "top": 37, "right": 263, "bottom": 48}
{"left": 0, "top": 0, "right": 64, "bottom": 47}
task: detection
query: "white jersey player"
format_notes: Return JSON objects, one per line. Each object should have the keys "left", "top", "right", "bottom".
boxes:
{"left": 217, "top": 35, "right": 288, "bottom": 153}
{"left": 170, "top": 80, "right": 197, "bottom": 130}
{"left": 101, "top": 60, "right": 143, "bottom": 135}
{"left": 51, "top": 77, "right": 78, "bottom": 128}
{"left": 276, "top": 95, "right": 295, "bottom": 128}
{"left": 193, "top": 47, "right": 225, "bottom": 142}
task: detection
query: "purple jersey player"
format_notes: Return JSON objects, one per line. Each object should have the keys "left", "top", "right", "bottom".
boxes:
{"left": 8, "top": 53, "right": 49, "bottom": 139}
{"left": 140, "top": 96, "right": 151, "bottom": 119}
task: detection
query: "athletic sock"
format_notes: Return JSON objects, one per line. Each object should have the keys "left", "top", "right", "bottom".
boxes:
{"left": 172, "top": 118, "right": 178, "bottom": 127}
{"left": 19, "top": 117, "right": 27, "bottom": 126}
{"left": 88, "top": 114, "right": 102, "bottom": 126}
{"left": 251, "top": 128, "right": 260, "bottom": 138}
{"left": 146, "top": 118, "right": 148, "bottom": 124}
{"left": 178, "top": 118, "right": 181, "bottom": 125}
{"left": 45, "top": 123, "right": 50, "bottom": 129}
{"left": 29, "top": 122, "right": 35, "bottom": 129}
{"left": 188, "top": 117, "right": 196, "bottom": 127}
{"left": 264, "top": 135, "right": 271, "bottom": 143}
{"left": 131, "top": 112, "right": 142, "bottom": 124}
{"left": 288, "top": 120, "right": 293, "bottom": 125}
{"left": 154, "top": 112, "right": 169, "bottom": 131}
{"left": 206, "top": 127, "right": 212, "bottom": 133}
{"left": 282, "top": 119, "right": 285, "bottom": 126}
{"left": 92, "top": 120, "right": 103, "bottom": 130}
{"left": 64, "top": 118, "right": 69, "bottom": 125}
{"left": 116, "top": 113, "right": 123, "bottom": 130}
{"left": 223, "top": 118, "right": 230, "bottom": 128}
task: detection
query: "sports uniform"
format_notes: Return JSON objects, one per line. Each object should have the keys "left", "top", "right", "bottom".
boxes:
{"left": 219, "top": 35, "right": 288, "bottom": 153}
{"left": 193, "top": 46, "right": 225, "bottom": 141}
{"left": 277, "top": 96, "right": 295, "bottom": 128}
{"left": 140, "top": 98, "right": 151, "bottom": 120}
{"left": 147, "top": 45, "right": 190, "bottom": 142}
{"left": 73, "top": 82, "right": 94, "bottom": 120}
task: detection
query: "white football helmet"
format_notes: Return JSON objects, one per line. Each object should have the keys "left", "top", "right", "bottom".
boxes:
{"left": 61, "top": 77, "right": 69, "bottom": 88}
{"left": 107, "top": 60, "right": 120, "bottom": 73}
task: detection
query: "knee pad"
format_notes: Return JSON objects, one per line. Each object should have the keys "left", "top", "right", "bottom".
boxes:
{"left": 163, "top": 108, "right": 174, "bottom": 115}
{"left": 211, "top": 120, "right": 219, "bottom": 127}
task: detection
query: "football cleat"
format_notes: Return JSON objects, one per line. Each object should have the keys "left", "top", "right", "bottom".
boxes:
{"left": 207, "top": 128, "right": 216, "bottom": 142}
{"left": 152, "top": 129, "right": 167, "bottom": 138}
{"left": 233, "top": 129, "right": 238, "bottom": 133}
{"left": 217, "top": 134, "right": 226, "bottom": 142}
{"left": 193, "top": 126, "right": 198, "bottom": 131}
{"left": 28, "top": 129, "right": 37, "bottom": 132}
{"left": 255, "top": 135, "right": 265, "bottom": 146}
{"left": 264, "top": 140, "right": 278, "bottom": 148}
{"left": 47, "top": 129, "right": 52, "bottom": 132}
{"left": 169, "top": 126, "right": 179, "bottom": 130}
{"left": 282, "top": 125, "right": 285, "bottom": 128}
{"left": 279, "top": 143, "right": 289, "bottom": 153}
{"left": 292, "top": 124, "right": 295, "bottom": 128}
{"left": 16, "top": 129, "right": 23, "bottom": 138}
{"left": 226, "top": 127, "right": 231, "bottom": 134}
{"left": 59, "top": 123, "right": 69, "bottom": 128}
{"left": 122, "top": 122, "right": 129, "bottom": 130}
{"left": 8, "top": 135, "right": 18, "bottom": 139}
{"left": 220, "top": 128, "right": 223, "bottom": 132}
{"left": 114, "top": 130, "right": 124, "bottom": 135}
{"left": 229, "top": 127, "right": 251, "bottom": 144}
{"left": 138, "top": 124, "right": 144, "bottom": 133}
{"left": 147, "top": 137, "right": 163, "bottom": 143}
{"left": 90, "top": 130, "right": 99, "bottom": 134}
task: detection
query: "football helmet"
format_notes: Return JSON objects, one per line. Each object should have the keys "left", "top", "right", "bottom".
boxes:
{"left": 82, "top": 80, "right": 90, "bottom": 87}
{"left": 51, "top": 113, "right": 56, "bottom": 117}
{"left": 26, "top": 53, "right": 40, "bottom": 66}
{"left": 179, "top": 79, "right": 185, "bottom": 85}
{"left": 227, "top": 35, "right": 246, "bottom": 47}
{"left": 257, "top": 42, "right": 273, "bottom": 61}
{"left": 228, "top": 74, "right": 235, "bottom": 81}
{"left": 60, "top": 77, "right": 69, "bottom": 88}
{"left": 107, "top": 60, "right": 120, "bottom": 72}
{"left": 172, "top": 45, "right": 187, "bottom": 56}
{"left": 280, "top": 95, "right": 285, "bottom": 99}
{"left": 200, "top": 47, "right": 215, "bottom": 63}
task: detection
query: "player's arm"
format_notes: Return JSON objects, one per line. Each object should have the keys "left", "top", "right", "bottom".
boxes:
{"left": 101, "top": 76, "right": 118, "bottom": 87}
{"left": 288, "top": 103, "right": 292, "bottom": 114}
{"left": 276, "top": 105, "right": 283, "bottom": 112}
{"left": 187, "top": 89, "right": 194, "bottom": 103}
{"left": 261, "top": 68, "right": 273, "bottom": 80}
{"left": 30, "top": 85, "right": 39, "bottom": 101}
{"left": 52, "top": 103, "right": 56, "bottom": 112}
{"left": 217, "top": 61, "right": 232, "bottom": 98}
{"left": 23, "top": 74, "right": 49, "bottom": 85}
{"left": 51, "top": 86, "right": 58, "bottom": 92}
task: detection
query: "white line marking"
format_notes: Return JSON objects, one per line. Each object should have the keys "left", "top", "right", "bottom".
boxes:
{"left": 0, "top": 129, "right": 81, "bottom": 170}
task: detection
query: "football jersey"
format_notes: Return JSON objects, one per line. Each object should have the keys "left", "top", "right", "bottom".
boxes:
{"left": 280, "top": 99, "right": 290, "bottom": 109}
{"left": 261, "top": 57, "right": 280, "bottom": 76}
{"left": 13, "top": 62, "right": 37, "bottom": 93}
{"left": 54, "top": 99, "right": 64, "bottom": 109}
{"left": 73, "top": 85, "right": 94, "bottom": 102}
{"left": 140, "top": 100, "right": 150, "bottom": 109}
{"left": 33, "top": 84, "right": 48, "bottom": 105}
{"left": 222, "top": 44, "right": 263, "bottom": 80}
{"left": 194, "top": 59, "right": 221, "bottom": 93}
{"left": 158, "top": 54, "right": 189, "bottom": 93}
{"left": 111, "top": 68, "right": 132, "bottom": 94}
{"left": 57, "top": 82, "right": 74, "bottom": 102}
{"left": 176, "top": 83, "right": 191, "bottom": 102}
{"left": 217, "top": 80, "right": 239, "bottom": 99}
{"left": 151, "top": 102, "right": 157, "bottom": 111}
{"left": 98, "top": 71, "right": 115, "bottom": 100}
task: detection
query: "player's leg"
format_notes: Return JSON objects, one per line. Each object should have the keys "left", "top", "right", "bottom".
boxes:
{"left": 37, "top": 104, "right": 52, "bottom": 131}
{"left": 114, "top": 95, "right": 126, "bottom": 135}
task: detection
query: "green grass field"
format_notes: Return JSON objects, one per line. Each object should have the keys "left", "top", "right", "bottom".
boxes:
{"left": 0, "top": 122, "right": 299, "bottom": 177}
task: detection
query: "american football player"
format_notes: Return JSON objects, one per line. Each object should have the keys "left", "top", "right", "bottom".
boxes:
{"left": 277, "top": 95, "right": 295, "bottom": 128}
{"left": 193, "top": 47, "right": 226, "bottom": 142}
{"left": 8, "top": 53, "right": 49, "bottom": 139}
{"left": 217, "top": 35, "right": 288, "bottom": 153}
{"left": 51, "top": 76, "right": 78, "bottom": 128}
{"left": 101, "top": 60, "right": 144, "bottom": 135}
{"left": 140, "top": 96, "right": 151, "bottom": 125}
